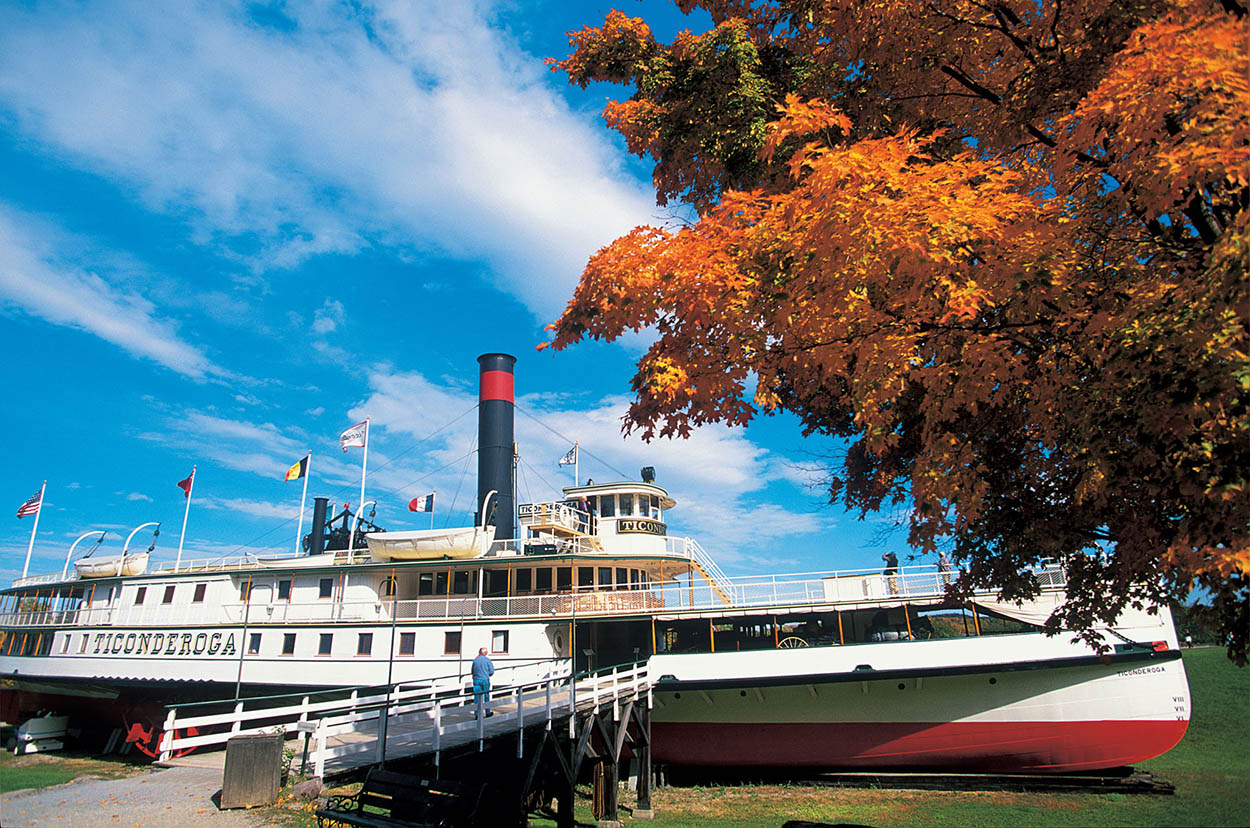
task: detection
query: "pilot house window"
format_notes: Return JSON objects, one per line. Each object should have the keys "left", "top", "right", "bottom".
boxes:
{"left": 599, "top": 496, "right": 615, "bottom": 517}
{"left": 619, "top": 495, "right": 633, "bottom": 516}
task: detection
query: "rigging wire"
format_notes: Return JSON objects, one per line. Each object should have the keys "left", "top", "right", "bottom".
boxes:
{"left": 442, "top": 432, "right": 477, "bottom": 529}
{"left": 212, "top": 404, "right": 480, "bottom": 558}
{"left": 513, "top": 403, "right": 631, "bottom": 480}
{"left": 518, "top": 455, "right": 563, "bottom": 503}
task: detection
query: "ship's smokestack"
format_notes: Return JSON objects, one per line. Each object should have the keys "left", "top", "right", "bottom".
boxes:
{"left": 477, "top": 353, "right": 516, "bottom": 542}
{"left": 308, "top": 496, "right": 329, "bottom": 554}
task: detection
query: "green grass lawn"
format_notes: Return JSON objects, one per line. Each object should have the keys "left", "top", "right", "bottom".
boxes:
{"left": 0, "top": 751, "right": 145, "bottom": 795}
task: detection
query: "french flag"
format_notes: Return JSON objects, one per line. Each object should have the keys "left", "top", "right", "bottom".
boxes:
{"left": 408, "top": 493, "right": 434, "bottom": 513}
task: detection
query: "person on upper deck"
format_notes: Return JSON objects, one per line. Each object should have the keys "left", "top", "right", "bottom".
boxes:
{"left": 882, "top": 552, "right": 900, "bottom": 595}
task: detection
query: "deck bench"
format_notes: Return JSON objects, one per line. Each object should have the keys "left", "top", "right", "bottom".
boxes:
{"left": 316, "top": 768, "right": 484, "bottom": 828}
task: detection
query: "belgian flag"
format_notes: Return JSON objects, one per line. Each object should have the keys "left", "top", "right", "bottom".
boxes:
{"left": 284, "top": 454, "right": 309, "bottom": 481}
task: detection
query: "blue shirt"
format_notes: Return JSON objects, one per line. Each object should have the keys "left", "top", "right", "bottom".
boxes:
{"left": 472, "top": 654, "right": 494, "bottom": 682}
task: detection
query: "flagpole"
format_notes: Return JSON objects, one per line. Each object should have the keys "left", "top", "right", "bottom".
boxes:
{"left": 295, "top": 451, "right": 311, "bottom": 555}
{"left": 358, "top": 418, "right": 369, "bottom": 518}
{"left": 175, "top": 465, "right": 195, "bottom": 569}
{"left": 21, "top": 480, "right": 46, "bottom": 579}
{"left": 430, "top": 489, "right": 435, "bottom": 530}
{"left": 574, "top": 441, "right": 579, "bottom": 487}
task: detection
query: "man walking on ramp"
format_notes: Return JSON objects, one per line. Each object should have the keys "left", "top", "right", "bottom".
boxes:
{"left": 472, "top": 647, "right": 495, "bottom": 718}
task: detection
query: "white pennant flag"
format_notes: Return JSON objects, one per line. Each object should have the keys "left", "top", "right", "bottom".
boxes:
{"left": 558, "top": 444, "right": 578, "bottom": 466}
{"left": 339, "top": 420, "right": 368, "bottom": 452}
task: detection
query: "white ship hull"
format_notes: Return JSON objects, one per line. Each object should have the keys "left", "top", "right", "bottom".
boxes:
{"left": 649, "top": 616, "right": 1190, "bottom": 772}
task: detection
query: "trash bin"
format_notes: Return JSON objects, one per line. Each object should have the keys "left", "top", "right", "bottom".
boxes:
{"left": 221, "top": 732, "right": 284, "bottom": 809}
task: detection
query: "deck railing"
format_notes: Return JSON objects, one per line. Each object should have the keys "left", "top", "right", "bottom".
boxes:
{"left": 0, "top": 562, "right": 1066, "bottom": 632}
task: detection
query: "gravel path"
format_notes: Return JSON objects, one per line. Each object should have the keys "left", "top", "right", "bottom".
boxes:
{"left": 0, "top": 765, "right": 275, "bottom": 827}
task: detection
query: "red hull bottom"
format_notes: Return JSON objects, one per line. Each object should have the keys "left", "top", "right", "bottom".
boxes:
{"left": 652, "top": 720, "right": 1189, "bottom": 773}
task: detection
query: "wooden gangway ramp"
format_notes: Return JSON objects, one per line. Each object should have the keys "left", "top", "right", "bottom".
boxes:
{"left": 159, "top": 660, "right": 655, "bottom": 826}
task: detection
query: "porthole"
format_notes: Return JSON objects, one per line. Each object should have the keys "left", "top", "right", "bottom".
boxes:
{"left": 674, "top": 692, "right": 681, "bottom": 700}
{"left": 739, "top": 690, "right": 747, "bottom": 697}
{"left": 989, "top": 677, "right": 998, "bottom": 685}
{"left": 898, "top": 683, "right": 906, "bottom": 690}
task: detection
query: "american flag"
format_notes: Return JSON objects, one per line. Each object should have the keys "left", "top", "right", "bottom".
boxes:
{"left": 16, "top": 488, "right": 42, "bottom": 518}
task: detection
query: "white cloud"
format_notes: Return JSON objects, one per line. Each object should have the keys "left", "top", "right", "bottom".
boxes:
{"left": 126, "top": 492, "right": 153, "bottom": 502}
{"left": 199, "top": 495, "right": 299, "bottom": 522}
{"left": 0, "top": 1, "right": 657, "bottom": 320}
{"left": 0, "top": 206, "right": 226, "bottom": 379}
{"left": 312, "top": 298, "right": 345, "bottom": 334}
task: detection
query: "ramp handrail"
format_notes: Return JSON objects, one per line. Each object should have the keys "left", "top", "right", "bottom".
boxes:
{"left": 158, "top": 660, "right": 651, "bottom": 779}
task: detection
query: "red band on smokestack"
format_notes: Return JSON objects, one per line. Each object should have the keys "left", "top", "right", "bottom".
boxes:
{"left": 480, "top": 370, "right": 514, "bottom": 403}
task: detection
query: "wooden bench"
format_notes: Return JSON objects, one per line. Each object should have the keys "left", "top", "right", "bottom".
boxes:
{"left": 316, "top": 768, "right": 484, "bottom": 828}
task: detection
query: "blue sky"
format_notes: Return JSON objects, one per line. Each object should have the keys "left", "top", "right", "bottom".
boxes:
{"left": 1, "top": 1, "right": 916, "bottom": 583}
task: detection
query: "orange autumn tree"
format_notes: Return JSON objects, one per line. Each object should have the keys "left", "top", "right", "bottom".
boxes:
{"left": 545, "top": 0, "right": 1250, "bottom": 661}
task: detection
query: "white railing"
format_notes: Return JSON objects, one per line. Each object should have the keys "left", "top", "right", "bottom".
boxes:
{"left": 157, "top": 659, "right": 650, "bottom": 779}
{"left": 8, "top": 550, "right": 376, "bottom": 589}
{"left": 0, "top": 563, "right": 1068, "bottom": 631}
{"left": 517, "top": 501, "right": 595, "bottom": 535}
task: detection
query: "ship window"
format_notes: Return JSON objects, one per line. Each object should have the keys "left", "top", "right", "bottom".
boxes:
{"left": 619, "top": 495, "right": 633, "bottom": 516}
{"left": 640, "top": 570, "right": 648, "bottom": 587}
{"left": 516, "top": 568, "right": 532, "bottom": 593}
{"left": 556, "top": 567, "right": 571, "bottom": 591}
{"left": 577, "top": 567, "right": 594, "bottom": 589}
{"left": 599, "top": 496, "right": 615, "bottom": 517}
{"left": 162, "top": 585, "right": 176, "bottom": 604}
{"left": 240, "top": 582, "right": 252, "bottom": 602}
{"left": 277, "top": 579, "right": 292, "bottom": 601}
{"left": 399, "top": 632, "right": 415, "bottom": 656}
{"left": 492, "top": 630, "right": 509, "bottom": 653}
{"left": 649, "top": 495, "right": 660, "bottom": 518}
{"left": 192, "top": 584, "right": 207, "bottom": 603}
{"left": 453, "top": 570, "right": 471, "bottom": 595}
{"left": 134, "top": 587, "right": 147, "bottom": 605}
{"left": 616, "top": 568, "right": 628, "bottom": 587}
{"left": 318, "top": 634, "right": 333, "bottom": 656}
{"left": 598, "top": 567, "right": 612, "bottom": 589}
{"left": 61, "top": 635, "right": 71, "bottom": 654}
{"left": 249, "top": 633, "right": 261, "bottom": 655}
{"left": 78, "top": 635, "right": 89, "bottom": 653}
{"left": 282, "top": 633, "right": 296, "bottom": 655}
{"left": 418, "top": 573, "right": 434, "bottom": 596}
{"left": 319, "top": 578, "right": 333, "bottom": 599}
{"left": 630, "top": 569, "right": 640, "bottom": 590}
{"left": 435, "top": 571, "right": 449, "bottom": 595}
{"left": 444, "top": 631, "right": 461, "bottom": 655}
{"left": 537, "top": 568, "right": 553, "bottom": 592}
{"left": 483, "top": 569, "right": 507, "bottom": 597}
{"left": 381, "top": 577, "right": 397, "bottom": 598}
{"left": 357, "top": 633, "right": 373, "bottom": 656}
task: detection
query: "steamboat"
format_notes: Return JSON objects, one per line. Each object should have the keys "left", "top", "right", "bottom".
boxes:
{"left": 0, "top": 355, "right": 1190, "bottom": 772}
